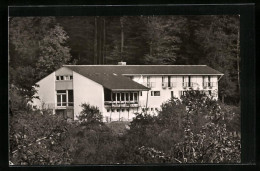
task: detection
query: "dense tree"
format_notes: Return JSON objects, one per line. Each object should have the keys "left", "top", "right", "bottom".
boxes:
{"left": 194, "top": 15, "right": 240, "bottom": 104}
{"left": 143, "top": 16, "right": 184, "bottom": 64}
{"left": 9, "top": 17, "right": 72, "bottom": 100}
{"left": 9, "top": 109, "right": 73, "bottom": 165}
{"left": 124, "top": 90, "right": 240, "bottom": 163}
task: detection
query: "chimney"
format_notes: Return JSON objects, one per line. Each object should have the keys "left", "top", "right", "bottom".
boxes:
{"left": 118, "top": 61, "right": 126, "bottom": 65}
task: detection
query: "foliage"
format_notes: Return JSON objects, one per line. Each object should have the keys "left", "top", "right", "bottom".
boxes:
{"left": 9, "top": 110, "right": 74, "bottom": 165}
{"left": 78, "top": 103, "right": 103, "bottom": 124}
{"left": 9, "top": 91, "right": 240, "bottom": 165}
{"left": 9, "top": 17, "right": 72, "bottom": 101}
{"left": 143, "top": 16, "right": 183, "bottom": 64}
{"left": 124, "top": 90, "right": 241, "bottom": 163}
{"left": 170, "top": 90, "right": 241, "bottom": 163}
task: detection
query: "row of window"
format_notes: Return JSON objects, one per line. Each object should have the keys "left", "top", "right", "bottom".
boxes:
{"left": 56, "top": 75, "right": 73, "bottom": 81}
{"left": 145, "top": 82, "right": 215, "bottom": 88}
{"left": 150, "top": 90, "right": 215, "bottom": 98}
{"left": 134, "top": 76, "right": 215, "bottom": 88}
{"left": 106, "top": 107, "right": 159, "bottom": 113}
{"left": 111, "top": 92, "right": 138, "bottom": 102}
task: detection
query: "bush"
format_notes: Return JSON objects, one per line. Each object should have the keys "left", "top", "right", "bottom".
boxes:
{"left": 9, "top": 110, "right": 74, "bottom": 165}
{"left": 78, "top": 103, "right": 103, "bottom": 124}
{"left": 124, "top": 90, "right": 241, "bottom": 163}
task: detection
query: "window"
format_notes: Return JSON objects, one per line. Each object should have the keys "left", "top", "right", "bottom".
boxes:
{"left": 121, "top": 93, "right": 125, "bottom": 101}
{"left": 57, "top": 90, "right": 66, "bottom": 106}
{"left": 64, "top": 76, "right": 69, "bottom": 80}
{"left": 116, "top": 109, "right": 120, "bottom": 112}
{"left": 151, "top": 108, "right": 154, "bottom": 111}
{"left": 179, "top": 91, "right": 187, "bottom": 97}
{"left": 56, "top": 76, "right": 60, "bottom": 80}
{"left": 117, "top": 93, "right": 120, "bottom": 102}
{"left": 162, "top": 76, "right": 165, "bottom": 83}
{"left": 134, "top": 93, "right": 138, "bottom": 102}
{"left": 168, "top": 76, "right": 171, "bottom": 87}
{"left": 171, "top": 91, "right": 174, "bottom": 98}
{"left": 130, "top": 93, "right": 133, "bottom": 101}
{"left": 140, "top": 91, "right": 142, "bottom": 96}
{"left": 68, "top": 90, "right": 74, "bottom": 106}
{"left": 188, "top": 76, "right": 191, "bottom": 87}
{"left": 147, "top": 76, "right": 150, "bottom": 83}
{"left": 60, "top": 76, "right": 64, "bottom": 80}
{"left": 56, "top": 90, "right": 73, "bottom": 107}
{"left": 107, "top": 109, "right": 110, "bottom": 112}
{"left": 70, "top": 76, "right": 73, "bottom": 80}
{"left": 112, "top": 93, "right": 116, "bottom": 101}
{"left": 208, "top": 76, "right": 211, "bottom": 87}
{"left": 122, "top": 109, "right": 125, "bottom": 112}
{"left": 151, "top": 91, "right": 160, "bottom": 96}
{"left": 126, "top": 93, "right": 129, "bottom": 101}
{"left": 112, "top": 109, "right": 115, "bottom": 112}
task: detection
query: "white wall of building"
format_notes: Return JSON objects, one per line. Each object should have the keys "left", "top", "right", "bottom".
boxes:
{"left": 31, "top": 72, "right": 56, "bottom": 109}
{"left": 133, "top": 75, "right": 220, "bottom": 112}
{"left": 73, "top": 71, "right": 104, "bottom": 120}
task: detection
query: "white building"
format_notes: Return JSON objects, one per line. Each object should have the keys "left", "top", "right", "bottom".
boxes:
{"left": 32, "top": 64, "right": 224, "bottom": 122}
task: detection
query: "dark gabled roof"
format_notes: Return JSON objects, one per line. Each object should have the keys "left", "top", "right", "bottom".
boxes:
{"left": 64, "top": 65, "right": 223, "bottom": 76}
{"left": 63, "top": 65, "right": 223, "bottom": 91}
{"left": 64, "top": 66, "right": 149, "bottom": 91}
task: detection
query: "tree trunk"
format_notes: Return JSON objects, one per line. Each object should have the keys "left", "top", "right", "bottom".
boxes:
{"left": 236, "top": 26, "right": 240, "bottom": 103}
{"left": 94, "top": 17, "right": 97, "bottom": 64}
{"left": 103, "top": 18, "right": 106, "bottom": 64}
{"left": 120, "top": 17, "right": 124, "bottom": 61}
{"left": 98, "top": 18, "right": 102, "bottom": 65}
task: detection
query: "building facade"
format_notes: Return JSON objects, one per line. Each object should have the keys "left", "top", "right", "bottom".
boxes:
{"left": 32, "top": 64, "right": 223, "bottom": 122}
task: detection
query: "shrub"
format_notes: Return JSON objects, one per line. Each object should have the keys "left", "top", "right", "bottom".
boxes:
{"left": 124, "top": 90, "right": 241, "bottom": 163}
{"left": 78, "top": 103, "right": 103, "bottom": 124}
{"left": 9, "top": 110, "right": 74, "bottom": 165}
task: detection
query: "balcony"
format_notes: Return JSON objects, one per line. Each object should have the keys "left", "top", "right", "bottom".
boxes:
{"left": 104, "top": 101, "right": 139, "bottom": 108}
{"left": 168, "top": 82, "right": 177, "bottom": 89}
{"left": 162, "top": 82, "right": 177, "bottom": 89}
{"left": 142, "top": 82, "right": 156, "bottom": 88}
{"left": 40, "top": 103, "right": 74, "bottom": 110}
{"left": 162, "top": 82, "right": 167, "bottom": 89}
{"left": 57, "top": 102, "right": 74, "bottom": 107}
{"left": 203, "top": 82, "right": 216, "bottom": 89}
{"left": 182, "top": 82, "right": 191, "bottom": 89}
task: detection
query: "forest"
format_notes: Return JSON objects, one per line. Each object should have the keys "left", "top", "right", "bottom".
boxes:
{"left": 9, "top": 15, "right": 241, "bottom": 165}
{"left": 9, "top": 15, "right": 240, "bottom": 105}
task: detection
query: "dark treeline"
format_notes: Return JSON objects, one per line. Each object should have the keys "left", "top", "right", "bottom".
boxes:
{"left": 9, "top": 15, "right": 240, "bottom": 105}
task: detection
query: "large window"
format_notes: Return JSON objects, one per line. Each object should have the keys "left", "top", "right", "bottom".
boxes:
{"left": 57, "top": 90, "right": 66, "bottom": 106}
{"left": 56, "top": 90, "right": 73, "bottom": 107}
